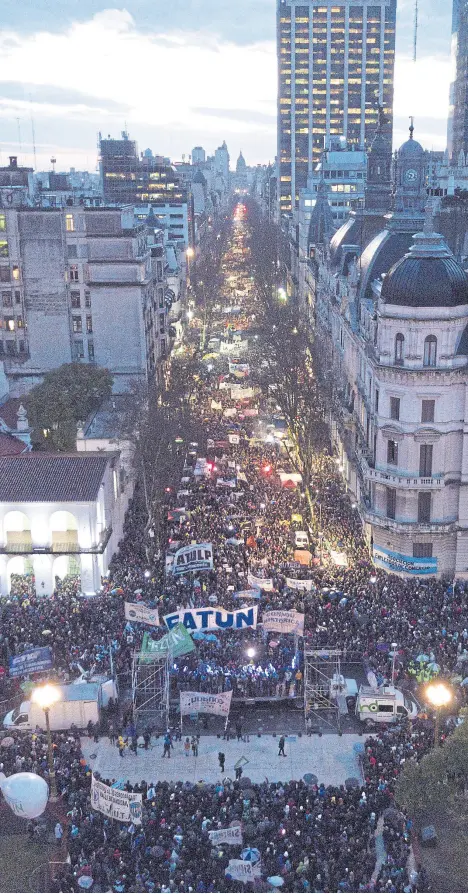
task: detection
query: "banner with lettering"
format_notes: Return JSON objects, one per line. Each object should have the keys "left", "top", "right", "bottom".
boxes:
{"left": 225, "top": 860, "right": 254, "bottom": 883}
{"left": 167, "top": 542, "right": 214, "bottom": 575}
{"left": 262, "top": 610, "right": 305, "bottom": 636}
{"left": 91, "top": 776, "right": 142, "bottom": 824}
{"left": 209, "top": 825, "right": 243, "bottom": 846}
{"left": 180, "top": 690, "right": 233, "bottom": 717}
{"left": 247, "top": 571, "right": 274, "bottom": 592}
{"left": 285, "top": 577, "right": 314, "bottom": 592}
{"left": 164, "top": 605, "right": 258, "bottom": 632}
{"left": 124, "top": 602, "right": 160, "bottom": 627}
{"left": 139, "top": 623, "right": 195, "bottom": 664}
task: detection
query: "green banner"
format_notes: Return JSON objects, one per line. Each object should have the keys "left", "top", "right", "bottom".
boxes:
{"left": 139, "top": 623, "right": 195, "bottom": 664}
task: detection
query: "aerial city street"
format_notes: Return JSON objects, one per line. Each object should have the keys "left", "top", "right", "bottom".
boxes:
{"left": 0, "top": 0, "right": 468, "bottom": 892}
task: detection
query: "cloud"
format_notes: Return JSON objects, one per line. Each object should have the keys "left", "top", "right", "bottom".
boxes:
{"left": 193, "top": 107, "right": 276, "bottom": 126}
{"left": 0, "top": 80, "right": 129, "bottom": 111}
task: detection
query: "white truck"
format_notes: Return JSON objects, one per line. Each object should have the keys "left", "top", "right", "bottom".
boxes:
{"left": 3, "top": 682, "right": 105, "bottom": 732}
{"left": 355, "top": 684, "right": 419, "bottom": 725}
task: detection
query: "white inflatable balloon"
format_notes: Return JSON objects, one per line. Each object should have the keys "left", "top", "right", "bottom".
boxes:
{"left": 0, "top": 771, "right": 49, "bottom": 818}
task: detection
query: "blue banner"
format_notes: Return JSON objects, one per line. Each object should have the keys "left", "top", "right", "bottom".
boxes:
{"left": 373, "top": 546, "right": 437, "bottom": 576}
{"left": 9, "top": 647, "right": 53, "bottom": 678}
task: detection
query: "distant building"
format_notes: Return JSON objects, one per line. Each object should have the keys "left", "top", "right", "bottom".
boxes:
{"left": 76, "top": 393, "right": 135, "bottom": 481}
{"left": 192, "top": 147, "right": 206, "bottom": 165}
{"left": 0, "top": 452, "right": 130, "bottom": 594}
{"left": 448, "top": 0, "right": 465, "bottom": 162}
{"left": 0, "top": 157, "right": 34, "bottom": 208}
{"left": 214, "top": 141, "right": 230, "bottom": 184}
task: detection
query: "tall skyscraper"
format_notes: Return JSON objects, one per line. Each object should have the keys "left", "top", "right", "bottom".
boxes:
{"left": 277, "top": 0, "right": 397, "bottom": 216}
{"left": 448, "top": 0, "right": 468, "bottom": 163}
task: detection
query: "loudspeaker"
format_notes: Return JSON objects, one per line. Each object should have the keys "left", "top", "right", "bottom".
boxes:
{"left": 420, "top": 825, "right": 437, "bottom": 847}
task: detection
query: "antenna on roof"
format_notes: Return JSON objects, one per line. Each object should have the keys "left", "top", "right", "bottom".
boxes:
{"left": 413, "top": 0, "right": 419, "bottom": 62}
{"left": 29, "top": 96, "right": 37, "bottom": 171}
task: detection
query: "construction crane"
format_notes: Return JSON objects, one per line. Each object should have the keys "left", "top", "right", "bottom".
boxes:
{"left": 413, "top": 0, "right": 419, "bottom": 62}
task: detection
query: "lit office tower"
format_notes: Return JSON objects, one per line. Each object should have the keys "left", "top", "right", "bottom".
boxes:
{"left": 448, "top": 0, "right": 468, "bottom": 163}
{"left": 277, "top": 0, "right": 397, "bottom": 216}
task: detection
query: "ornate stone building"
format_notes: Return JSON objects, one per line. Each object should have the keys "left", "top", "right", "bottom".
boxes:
{"left": 311, "top": 126, "right": 468, "bottom": 577}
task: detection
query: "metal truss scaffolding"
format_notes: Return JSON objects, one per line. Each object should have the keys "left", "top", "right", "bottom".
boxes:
{"left": 132, "top": 652, "right": 169, "bottom": 730}
{"left": 304, "top": 649, "right": 344, "bottom": 732}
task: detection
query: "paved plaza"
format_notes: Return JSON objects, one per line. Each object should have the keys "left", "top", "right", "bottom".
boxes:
{"left": 82, "top": 732, "right": 364, "bottom": 787}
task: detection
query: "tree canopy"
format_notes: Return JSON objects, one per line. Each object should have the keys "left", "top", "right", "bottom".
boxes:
{"left": 27, "top": 363, "right": 113, "bottom": 451}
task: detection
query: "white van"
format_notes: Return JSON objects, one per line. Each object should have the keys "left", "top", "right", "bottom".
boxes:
{"left": 356, "top": 685, "right": 419, "bottom": 724}
{"left": 294, "top": 530, "right": 310, "bottom": 550}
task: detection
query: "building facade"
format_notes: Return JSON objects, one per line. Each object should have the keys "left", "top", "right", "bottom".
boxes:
{"left": 0, "top": 206, "right": 163, "bottom": 394}
{"left": 277, "top": 0, "right": 396, "bottom": 216}
{"left": 0, "top": 453, "right": 130, "bottom": 595}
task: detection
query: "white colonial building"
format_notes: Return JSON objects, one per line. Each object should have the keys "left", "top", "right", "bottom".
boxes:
{"left": 0, "top": 452, "right": 130, "bottom": 595}
{"left": 312, "top": 125, "right": 468, "bottom": 577}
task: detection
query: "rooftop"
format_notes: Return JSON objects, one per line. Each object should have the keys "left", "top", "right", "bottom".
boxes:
{"left": 82, "top": 394, "right": 133, "bottom": 440}
{"left": 0, "top": 453, "right": 114, "bottom": 503}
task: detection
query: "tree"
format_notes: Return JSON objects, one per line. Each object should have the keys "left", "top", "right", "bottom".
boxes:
{"left": 27, "top": 363, "right": 113, "bottom": 451}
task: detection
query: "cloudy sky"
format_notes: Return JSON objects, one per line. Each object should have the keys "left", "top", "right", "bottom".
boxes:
{"left": 0, "top": 1, "right": 454, "bottom": 172}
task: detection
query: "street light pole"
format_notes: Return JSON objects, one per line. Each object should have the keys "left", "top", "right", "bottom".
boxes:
{"left": 426, "top": 682, "right": 452, "bottom": 748}
{"left": 44, "top": 706, "right": 58, "bottom": 801}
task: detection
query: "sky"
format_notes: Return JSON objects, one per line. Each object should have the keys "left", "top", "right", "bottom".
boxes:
{"left": 0, "top": 1, "right": 454, "bottom": 172}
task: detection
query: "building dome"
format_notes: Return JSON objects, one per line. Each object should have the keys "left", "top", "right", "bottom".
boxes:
{"left": 381, "top": 226, "right": 468, "bottom": 308}
{"left": 398, "top": 136, "right": 424, "bottom": 157}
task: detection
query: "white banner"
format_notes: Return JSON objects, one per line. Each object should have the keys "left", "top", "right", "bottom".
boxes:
{"left": 91, "top": 776, "right": 142, "bottom": 824}
{"left": 285, "top": 577, "right": 314, "bottom": 592}
{"left": 231, "top": 385, "right": 254, "bottom": 400}
{"left": 216, "top": 477, "right": 237, "bottom": 488}
{"left": 225, "top": 860, "right": 254, "bottom": 883}
{"left": 180, "top": 690, "right": 233, "bottom": 717}
{"left": 211, "top": 399, "right": 223, "bottom": 410}
{"left": 262, "top": 610, "right": 305, "bottom": 636}
{"left": 229, "top": 362, "right": 250, "bottom": 378}
{"left": 247, "top": 571, "right": 274, "bottom": 592}
{"left": 224, "top": 408, "right": 238, "bottom": 417}
{"left": 168, "top": 543, "right": 214, "bottom": 576}
{"left": 209, "top": 825, "right": 243, "bottom": 846}
{"left": 228, "top": 433, "right": 240, "bottom": 445}
{"left": 125, "top": 602, "right": 160, "bottom": 627}
{"left": 164, "top": 605, "right": 258, "bottom": 632}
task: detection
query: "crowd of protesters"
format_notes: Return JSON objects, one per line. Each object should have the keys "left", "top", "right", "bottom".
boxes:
{"left": 0, "top": 204, "right": 456, "bottom": 892}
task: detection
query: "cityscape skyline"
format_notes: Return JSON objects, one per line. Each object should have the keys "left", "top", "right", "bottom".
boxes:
{"left": 0, "top": 1, "right": 455, "bottom": 172}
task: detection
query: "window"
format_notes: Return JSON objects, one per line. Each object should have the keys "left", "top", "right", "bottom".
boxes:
{"left": 84, "top": 290, "right": 91, "bottom": 308}
{"left": 6, "top": 341, "right": 15, "bottom": 355}
{"left": 387, "top": 439, "right": 398, "bottom": 465}
{"left": 423, "top": 335, "right": 437, "bottom": 367}
{"left": 16, "top": 317, "right": 24, "bottom": 328}
{"left": 0, "top": 268, "right": 10, "bottom": 283}
{"left": 419, "top": 444, "right": 433, "bottom": 477}
{"left": 386, "top": 487, "right": 396, "bottom": 519}
{"left": 15, "top": 291, "right": 21, "bottom": 304}
{"left": 73, "top": 340, "right": 84, "bottom": 360}
{"left": 1, "top": 292, "right": 12, "bottom": 307}
{"left": 390, "top": 397, "right": 400, "bottom": 421}
{"left": 88, "top": 341, "right": 95, "bottom": 361}
{"left": 421, "top": 400, "right": 435, "bottom": 423}
{"left": 0, "top": 214, "right": 5, "bottom": 231}
{"left": 67, "top": 244, "right": 77, "bottom": 259}
{"left": 413, "top": 543, "right": 433, "bottom": 558}
{"left": 71, "top": 291, "right": 81, "bottom": 309}
{"left": 394, "top": 333, "right": 404, "bottom": 364}
{"left": 4, "top": 317, "right": 15, "bottom": 331}
{"left": 418, "top": 492, "right": 431, "bottom": 523}
{"left": 65, "top": 213, "right": 75, "bottom": 232}
{"left": 18, "top": 340, "right": 25, "bottom": 353}
{"left": 159, "top": 312, "right": 165, "bottom": 334}
{"left": 72, "top": 316, "right": 82, "bottom": 333}
{"left": 69, "top": 265, "right": 79, "bottom": 282}
{"left": 86, "top": 315, "right": 93, "bottom": 334}
{"left": 12, "top": 266, "right": 19, "bottom": 281}
{"left": 0, "top": 241, "right": 9, "bottom": 258}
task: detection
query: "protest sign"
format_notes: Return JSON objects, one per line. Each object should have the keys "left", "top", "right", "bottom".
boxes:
{"left": 225, "top": 860, "right": 253, "bottom": 883}
{"left": 285, "top": 577, "right": 314, "bottom": 592}
{"left": 164, "top": 605, "right": 258, "bottom": 632}
{"left": 9, "top": 647, "right": 53, "bottom": 678}
{"left": 247, "top": 572, "right": 274, "bottom": 592}
{"left": 139, "top": 623, "right": 195, "bottom": 664}
{"left": 124, "top": 603, "right": 160, "bottom": 627}
{"left": 91, "top": 776, "right": 142, "bottom": 824}
{"left": 180, "top": 690, "right": 233, "bottom": 717}
{"left": 209, "top": 825, "right": 243, "bottom": 846}
{"left": 262, "top": 610, "right": 305, "bottom": 636}
{"left": 167, "top": 543, "right": 214, "bottom": 575}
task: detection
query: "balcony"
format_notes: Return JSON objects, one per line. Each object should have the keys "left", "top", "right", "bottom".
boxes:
{"left": 359, "top": 456, "right": 444, "bottom": 489}
{"left": 363, "top": 509, "right": 456, "bottom": 535}
{"left": 0, "top": 527, "right": 113, "bottom": 555}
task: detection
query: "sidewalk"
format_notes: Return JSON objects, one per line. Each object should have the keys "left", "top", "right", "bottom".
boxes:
{"left": 82, "top": 733, "right": 363, "bottom": 787}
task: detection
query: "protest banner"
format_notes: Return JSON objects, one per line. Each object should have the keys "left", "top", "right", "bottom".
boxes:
{"left": 209, "top": 825, "right": 243, "bottom": 846}
{"left": 124, "top": 603, "right": 160, "bottom": 627}
{"left": 262, "top": 610, "right": 305, "bottom": 636}
{"left": 231, "top": 385, "right": 254, "bottom": 400}
{"left": 225, "top": 860, "right": 253, "bottom": 883}
{"left": 229, "top": 362, "right": 250, "bottom": 378}
{"left": 180, "top": 690, "right": 233, "bottom": 717}
{"left": 167, "top": 543, "right": 214, "bottom": 575}
{"left": 91, "top": 775, "right": 142, "bottom": 824}
{"left": 285, "top": 577, "right": 314, "bottom": 591}
{"left": 164, "top": 605, "right": 258, "bottom": 632}
{"left": 139, "top": 623, "right": 195, "bottom": 664}
{"left": 216, "top": 477, "right": 237, "bottom": 488}
{"left": 232, "top": 588, "right": 262, "bottom": 600}
{"left": 228, "top": 433, "right": 240, "bottom": 445}
{"left": 247, "top": 571, "right": 274, "bottom": 592}
{"left": 9, "top": 647, "right": 53, "bottom": 678}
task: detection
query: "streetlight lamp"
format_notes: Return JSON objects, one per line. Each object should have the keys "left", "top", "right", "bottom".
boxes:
{"left": 426, "top": 682, "right": 452, "bottom": 747}
{"left": 31, "top": 684, "right": 61, "bottom": 800}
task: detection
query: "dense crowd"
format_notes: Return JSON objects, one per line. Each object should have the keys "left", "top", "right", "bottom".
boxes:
{"left": 0, "top": 206, "right": 457, "bottom": 892}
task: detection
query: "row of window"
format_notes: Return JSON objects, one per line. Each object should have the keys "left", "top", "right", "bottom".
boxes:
{"left": 1, "top": 290, "right": 21, "bottom": 307}
{"left": 395, "top": 333, "right": 437, "bottom": 367}
{"left": 72, "top": 340, "right": 94, "bottom": 361}
{"left": 386, "top": 488, "right": 432, "bottom": 523}
{"left": 388, "top": 397, "right": 435, "bottom": 423}
{"left": 0, "top": 340, "right": 26, "bottom": 355}
{"left": 72, "top": 315, "right": 93, "bottom": 334}
{"left": 70, "top": 290, "right": 91, "bottom": 309}
{"left": 386, "top": 441, "right": 434, "bottom": 477}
